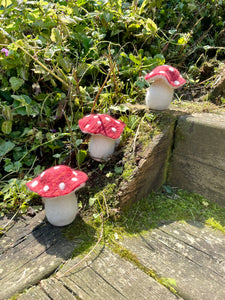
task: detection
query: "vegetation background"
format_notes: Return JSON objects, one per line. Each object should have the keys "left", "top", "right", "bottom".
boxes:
{"left": 1, "top": 0, "right": 225, "bottom": 215}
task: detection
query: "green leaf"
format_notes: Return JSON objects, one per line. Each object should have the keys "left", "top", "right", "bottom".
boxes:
{"left": 20, "top": 201, "right": 28, "bottom": 213}
{"left": 4, "top": 160, "right": 22, "bottom": 172}
{"left": 15, "top": 107, "right": 27, "bottom": 116}
{"left": 89, "top": 197, "right": 97, "bottom": 207}
{"left": 12, "top": 95, "right": 34, "bottom": 116}
{"left": 58, "top": 57, "right": 72, "bottom": 73}
{"left": 1, "top": 120, "right": 12, "bottom": 134}
{"left": 9, "top": 77, "right": 24, "bottom": 92}
{"left": 0, "top": 140, "right": 15, "bottom": 156}
{"left": 114, "top": 166, "right": 123, "bottom": 174}
{"left": 76, "top": 149, "right": 87, "bottom": 166}
{"left": 2, "top": 106, "right": 13, "bottom": 120}
{"left": 128, "top": 23, "right": 141, "bottom": 30}
{"left": 146, "top": 19, "right": 158, "bottom": 34}
{"left": 178, "top": 34, "right": 190, "bottom": 45}
{"left": 129, "top": 54, "right": 141, "bottom": 65}
{"left": 12, "top": 95, "right": 32, "bottom": 105}
{"left": 50, "top": 28, "right": 62, "bottom": 44}
{"left": 178, "top": 37, "right": 186, "bottom": 45}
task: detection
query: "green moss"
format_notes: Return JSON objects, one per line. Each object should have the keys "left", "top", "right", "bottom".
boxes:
{"left": 116, "top": 187, "right": 225, "bottom": 235}
{"left": 171, "top": 99, "right": 224, "bottom": 113}
{"left": 63, "top": 215, "right": 97, "bottom": 257}
{"left": 121, "top": 112, "right": 176, "bottom": 181}
{"left": 206, "top": 217, "right": 225, "bottom": 234}
{"left": 110, "top": 243, "right": 177, "bottom": 294}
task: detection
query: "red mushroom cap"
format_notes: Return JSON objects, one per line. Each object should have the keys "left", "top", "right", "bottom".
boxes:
{"left": 144, "top": 65, "right": 186, "bottom": 88}
{"left": 26, "top": 165, "right": 88, "bottom": 198}
{"left": 78, "top": 114, "right": 126, "bottom": 139}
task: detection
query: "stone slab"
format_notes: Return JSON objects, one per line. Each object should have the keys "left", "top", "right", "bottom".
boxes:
{"left": 168, "top": 113, "right": 225, "bottom": 206}
{"left": 121, "top": 221, "right": 225, "bottom": 300}
{"left": 19, "top": 245, "right": 178, "bottom": 300}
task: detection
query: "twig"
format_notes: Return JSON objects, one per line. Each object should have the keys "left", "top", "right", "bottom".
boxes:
{"left": 102, "top": 192, "right": 109, "bottom": 218}
{"left": 56, "top": 215, "right": 104, "bottom": 278}
{"left": 72, "top": 68, "right": 82, "bottom": 105}
{"left": 91, "top": 62, "right": 116, "bottom": 114}
{"left": 133, "top": 121, "right": 141, "bottom": 156}
{"left": 0, "top": 209, "right": 20, "bottom": 236}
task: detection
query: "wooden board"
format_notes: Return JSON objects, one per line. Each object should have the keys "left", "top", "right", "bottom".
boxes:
{"left": 169, "top": 113, "right": 225, "bottom": 207}
{"left": 121, "top": 221, "right": 225, "bottom": 300}
{"left": 0, "top": 211, "right": 77, "bottom": 300}
{"left": 19, "top": 245, "right": 178, "bottom": 300}
{"left": 2, "top": 212, "right": 225, "bottom": 300}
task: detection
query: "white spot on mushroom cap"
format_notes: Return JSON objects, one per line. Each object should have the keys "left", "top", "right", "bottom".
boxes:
{"left": 111, "top": 127, "right": 117, "bottom": 132}
{"left": 71, "top": 177, "right": 78, "bottom": 181}
{"left": 97, "top": 121, "right": 102, "bottom": 125}
{"left": 85, "top": 124, "right": 90, "bottom": 129}
{"left": 159, "top": 71, "right": 166, "bottom": 74}
{"left": 105, "top": 117, "right": 110, "bottom": 121}
{"left": 59, "top": 182, "right": 65, "bottom": 190}
{"left": 43, "top": 185, "right": 49, "bottom": 192}
{"left": 174, "top": 80, "right": 180, "bottom": 85}
{"left": 73, "top": 171, "right": 78, "bottom": 176}
{"left": 31, "top": 180, "right": 38, "bottom": 187}
{"left": 40, "top": 171, "right": 45, "bottom": 178}
{"left": 54, "top": 166, "right": 60, "bottom": 170}
{"left": 169, "top": 67, "right": 175, "bottom": 72}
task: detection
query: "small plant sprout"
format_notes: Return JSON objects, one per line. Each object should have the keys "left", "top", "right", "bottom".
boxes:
{"left": 78, "top": 114, "right": 126, "bottom": 162}
{"left": 144, "top": 65, "right": 186, "bottom": 110}
{"left": 26, "top": 165, "right": 88, "bottom": 226}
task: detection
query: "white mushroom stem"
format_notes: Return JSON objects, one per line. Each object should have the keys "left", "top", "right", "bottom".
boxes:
{"left": 89, "top": 134, "right": 117, "bottom": 162}
{"left": 145, "top": 79, "right": 174, "bottom": 110}
{"left": 43, "top": 192, "right": 78, "bottom": 226}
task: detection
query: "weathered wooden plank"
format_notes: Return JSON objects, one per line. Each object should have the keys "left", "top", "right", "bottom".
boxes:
{"left": 0, "top": 212, "right": 77, "bottom": 300}
{"left": 121, "top": 221, "right": 225, "bottom": 300}
{"left": 17, "top": 286, "right": 51, "bottom": 300}
{"left": 169, "top": 113, "right": 225, "bottom": 207}
{"left": 154, "top": 225, "right": 225, "bottom": 279}
{"left": 160, "top": 221, "right": 225, "bottom": 261}
{"left": 117, "top": 123, "right": 176, "bottom": 209}
{"left": 40, "top": 278, "right": 77, "bottom": 300}
{"left": 55, "top": 245, "right": 178, "bottom": 300}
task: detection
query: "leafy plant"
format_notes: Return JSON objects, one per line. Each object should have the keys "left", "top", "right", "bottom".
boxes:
{"left": 1, "top": 0, "right": 225, "bottom": 214}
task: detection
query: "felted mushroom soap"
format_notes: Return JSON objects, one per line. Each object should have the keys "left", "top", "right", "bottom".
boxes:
{"left": 78, "top": 114, "right": 126, "bottom": 162}
{"left": 26, "top": 165, "right": 88, "bottom": 226}
{"left": 144, "top": 65, "right": 186, "bottom": 110}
